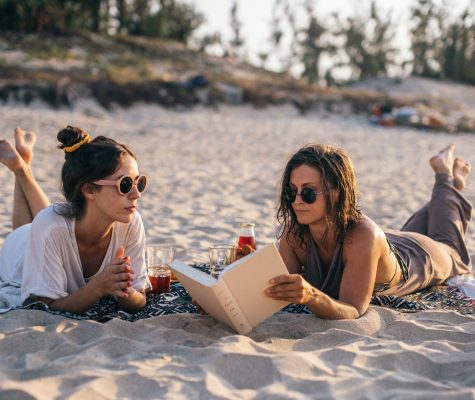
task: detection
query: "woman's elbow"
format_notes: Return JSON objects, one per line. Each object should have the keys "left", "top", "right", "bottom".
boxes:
{"left": 355, "top": 304, "right": 369, "bottom": 318}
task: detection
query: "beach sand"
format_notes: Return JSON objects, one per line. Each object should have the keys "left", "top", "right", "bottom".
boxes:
{"left": 0, "top": 103, "right": 474, "bottom": 399}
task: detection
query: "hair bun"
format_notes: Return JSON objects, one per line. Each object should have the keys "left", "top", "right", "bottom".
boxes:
{"left": 57, "top": 126, "right": 88, "bottom": 150}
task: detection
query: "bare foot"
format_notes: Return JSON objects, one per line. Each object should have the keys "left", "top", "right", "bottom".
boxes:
{"left": 15, "top": 127, "right": 36, "bottom": 165}
{"left": 453, "top": 156, "right": 471, "bottom": 191}
{"left": 429, "top": 144, "right": 455, "bottom": 176}
{"left": 0, "top": 139, "right": 25, "bottom": 171}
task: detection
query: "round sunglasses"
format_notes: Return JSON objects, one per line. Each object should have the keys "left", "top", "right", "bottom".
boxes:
{"left": 93, "top": 175, "right": 147, "bottom": 195}
{"left": 285, "top": 187, "right": 324, "bottom": 204}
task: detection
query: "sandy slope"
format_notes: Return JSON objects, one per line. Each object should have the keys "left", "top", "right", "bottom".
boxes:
{"left": 0, "top": 103, "right": 474, "bottom": 399}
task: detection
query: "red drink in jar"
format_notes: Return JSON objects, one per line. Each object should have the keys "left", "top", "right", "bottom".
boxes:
{"left": 238, "top": 222, "right": 256, "bottom": 251}
{"left": 148, "top": 266, "right": 171, "bottom": 294}
{"left": 238, "top": 235, "right": 256, "bottom": 250}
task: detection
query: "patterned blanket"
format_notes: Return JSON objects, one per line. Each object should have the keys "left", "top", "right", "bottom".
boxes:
{"left": 20, "top": 264, "right": 475, "bottom": 322}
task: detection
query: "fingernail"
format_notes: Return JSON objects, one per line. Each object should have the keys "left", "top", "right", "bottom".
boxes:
{"left": 269, "top": 279, "right": 275, "bottom": 284}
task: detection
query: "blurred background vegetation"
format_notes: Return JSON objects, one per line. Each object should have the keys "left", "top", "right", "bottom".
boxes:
{"left": 0, "top": 0, "right": 474, "bottom": 86}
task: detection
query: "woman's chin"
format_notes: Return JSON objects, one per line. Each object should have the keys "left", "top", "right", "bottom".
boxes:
{"left": 296, "top": 214, "right": 312, "bottom": 225}
{"left": 116, "top": 211, "right": 134, "bottom": 224}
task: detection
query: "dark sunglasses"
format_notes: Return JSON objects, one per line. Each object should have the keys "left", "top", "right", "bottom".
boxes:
{"left": 92, "top": 175, "right": 147, "bottom": 195}
{"left": 285, "top": 187, "right": 324, "bottom": 204}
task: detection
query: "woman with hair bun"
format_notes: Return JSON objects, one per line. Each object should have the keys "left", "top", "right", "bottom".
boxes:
{"left": 265, "top": 143, "right": 472, "bottom": 319}
{"left": 0, "top": 126, "right": 148, "bottom": 313}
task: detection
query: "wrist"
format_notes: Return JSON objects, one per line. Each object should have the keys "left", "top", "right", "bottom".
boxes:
{"left": 13, "top": 164, "right": 31, "bottom": 178}
{"left": 305, "top": 287, "right": 320, "bottom": 308}
{"left": 87, "top": 278, "right": 105, "bottom": 298}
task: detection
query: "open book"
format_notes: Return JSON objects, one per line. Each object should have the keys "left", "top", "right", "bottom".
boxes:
{"left": 170, "top": 243, "right": 290, "bottom": 335}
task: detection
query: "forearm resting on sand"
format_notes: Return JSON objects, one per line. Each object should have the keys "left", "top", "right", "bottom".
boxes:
{"left": 266, "top": 274, "right": 361, "bottom": 320}
{"left": 32, "top": 281, "right": 106, "bottom": 313}
{"left": 32, "top": 284, "right": 146, "bottom": 314}
{"left": 117, "top": 288, "right": 146, "bottom": 312}
{"left": 305, "top": 291, "right": 361, "bottom": 320}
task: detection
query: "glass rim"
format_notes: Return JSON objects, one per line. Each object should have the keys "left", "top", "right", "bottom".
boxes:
{"left": 240, "top": 222, "right": 255, "bottom": 228}
{"left": 146, "top": 244, "right": 175, "bottom": 249}
{"left": 208, "top": 244, "right": 236, "bottom": 250}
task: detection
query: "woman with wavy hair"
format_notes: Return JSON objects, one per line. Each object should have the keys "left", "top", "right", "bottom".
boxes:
{"left": 0, "top": 126, "right": 148, "bottom": 313}
{"left": 266, "top": 143, "right": 472, "bottom": 319}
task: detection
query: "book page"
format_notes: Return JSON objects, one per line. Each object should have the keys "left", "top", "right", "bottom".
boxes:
{"left": 221, "top": 243, "right": 290, "bottom": 327}
{"left": 170, "top": 260, "right": 236, "bottom": 330}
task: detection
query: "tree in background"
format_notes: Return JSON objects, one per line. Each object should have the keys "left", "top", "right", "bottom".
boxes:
{"left": 198, "top": 32, "right": 222, "bottom": 53}
{"left": 116, "top": 0, "right": 129, "bottom": 34}
{"left": 299, "top": 2, "right": 335, "bottom": 84}
{"left": 409, "top": 0, "right": 475, "bottom": 84}
{"left": 2, "top": 0, "right": 475, "bottom": 86}
{"left": 228, "top": 1, "right": 245, "bottom": 57}
{"left": 265, "top": 0, "right": 285, "bottom": 70}
{"left": 338, "top": 1, "right": 397, "bottom": 81}
{"left": 265, "top": 0, "right": 310, "bottom": 74}
{"left": 409, "top": 0, "right": 442, "bottom": 78}
{"left": 0, "top": 0, "right": 203, "bottom": 44}
{"left": 0, "top": 0, "right": 95, "bottom": 33}
{"left": 439, "top": 6, "right": 475, "bottom": 84}
{"left": 126, "top": 0, "right": 203, "bottom": 43}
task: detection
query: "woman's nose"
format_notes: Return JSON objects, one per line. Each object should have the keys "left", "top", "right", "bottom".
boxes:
{"left": 293, "top": 193, "right": 304, "bottom": 204}
{"left": 129, "top": 184, "right": 141, "bottom": 199}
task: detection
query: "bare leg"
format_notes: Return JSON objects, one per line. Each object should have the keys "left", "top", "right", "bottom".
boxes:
{"left": 0, "top": 139, "right": 30, "bottom": 228}
{"left": 0, "top": 128, "right": 50, "bottom": 229}
{"left": 454, "top": 156, "right": 472, "bottom": 191}
{"left": 14, "top": 128, "right": 50, "bottom": 219}
{"left": 12, "top": 128, "right": 40, "bottom": 227}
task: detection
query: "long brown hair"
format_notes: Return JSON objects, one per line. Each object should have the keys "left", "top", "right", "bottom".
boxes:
{"left": 277, "top": 143, "right": 362, "bottom": 247}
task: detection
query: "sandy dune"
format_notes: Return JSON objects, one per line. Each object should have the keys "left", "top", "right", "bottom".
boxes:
{"left": 0, "top": 103, "right": 474, "bottom": 398}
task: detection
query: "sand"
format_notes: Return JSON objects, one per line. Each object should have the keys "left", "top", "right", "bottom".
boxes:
{"left": 0, "top": 102, "right": 474, "bottom": 399}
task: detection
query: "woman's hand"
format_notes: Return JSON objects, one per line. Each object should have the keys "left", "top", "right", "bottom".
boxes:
{"left": 265, "top": 274, "right": 318, "bottom": 304}
{"left": 90, "top": 246, "right": 134, "bottom": 299}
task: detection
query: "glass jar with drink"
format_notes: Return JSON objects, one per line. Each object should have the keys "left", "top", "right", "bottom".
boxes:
{"left": 146, "top": 245, "right": 174, "bottom": 295}
{"left": 237, "top": 222, "right": 256, "bottom": 253}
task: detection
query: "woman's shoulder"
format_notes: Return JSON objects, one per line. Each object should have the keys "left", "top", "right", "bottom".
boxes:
{"left": 345, "top": 214, "right": 385, "bottom": 245}
{"left": 344, "top": 215, "right": 386, "bottom": 253}
{"left": 28, "top": 204, "right": 73, "bottom": 243}
{"left": 32, "top": 203, "right": 70, "bottom": 226}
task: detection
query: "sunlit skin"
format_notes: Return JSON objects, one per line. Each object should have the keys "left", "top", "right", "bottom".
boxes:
{"left": 265, "top": 164, "right": 404, "bottom": 319}
{"left": 1, "top": 127, "right": 148, "bottom": 313}
{"left": 36, "top": 155, "right": 147, "bottom": 313}
{"left": 0, "top": 128, "right": 50, "bottom": 226}
{"left": 266, "top": 145, "right": 472, "bottom": 320}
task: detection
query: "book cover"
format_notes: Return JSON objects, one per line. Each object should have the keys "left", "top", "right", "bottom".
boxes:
{"left": 170, "top": 243, "right": 290, "bottom": 334}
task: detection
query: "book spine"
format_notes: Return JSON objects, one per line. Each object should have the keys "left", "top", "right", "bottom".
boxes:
{"left": 214, "top": 282, "right": 252, "bottom": 334}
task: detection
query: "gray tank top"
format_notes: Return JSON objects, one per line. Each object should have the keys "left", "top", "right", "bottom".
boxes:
{"left": 305, "top": 232, "right": 409, "bottom": 299}
{"left": 305, "top": 235, "right": 344, "bottom": 299}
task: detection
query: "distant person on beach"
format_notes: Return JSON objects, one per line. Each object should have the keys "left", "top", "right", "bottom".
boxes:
{"left": 0, "top": 126, "right": 148, "bottom": 313}
{"left": 266, "top": 143, "right": 472, "bottom": 319}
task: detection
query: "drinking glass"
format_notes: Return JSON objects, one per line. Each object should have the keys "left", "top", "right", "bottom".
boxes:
{"left": 209, "top": 244, "right": 236, "bottom": 278}
{"left": 146, "top": 245, "right": 174, "bottom": 294}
